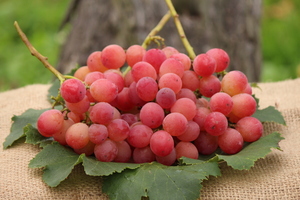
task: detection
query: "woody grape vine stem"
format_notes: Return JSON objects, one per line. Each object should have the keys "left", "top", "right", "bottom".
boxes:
{"left": 164, "top": 0, "right": 196, "bottom": 59}
{"left": 14, "top": 21, "right": 66, "bottom": 83}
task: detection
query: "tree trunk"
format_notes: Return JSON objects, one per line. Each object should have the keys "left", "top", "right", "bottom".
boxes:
{"left": 56, "top": 0, "right": 262, "bottom": 82}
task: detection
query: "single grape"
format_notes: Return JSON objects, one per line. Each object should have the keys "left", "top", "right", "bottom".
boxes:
{"left": 65, "top": 95, "right": 90, "bottom": 114}
{"left": 74, "top": 66, "right": 90, "bottom": 81}
{"left": 159, "top": 58, "right": 185, "bottom": 78}
{"left": 142, "top": 48, "right": 167, "bottom": 73}
{"left": 150, "top": 130, "right": 174, "bottom": 157}
{"left": 175, "top": 141, "right": 198, "bottom": 160}
{"left": 37, "top": 109, "right": 64, "bottom": 137}
{"left": 204, "top": 112, "right": 228, "bottom": 136}
{"left": 107, "top": 119, "right": 130, "bottom": 141}
{"left": 104, "top": 71, "right": 125, "bottom": 93}
{"left": 162, "top": 46, "right": 179, "bottom": 58}
{"left": 86, "top": 51, "right": 109, "bottom": 72}
{"left": 181, "top": 70, "right": 200, "bottom": 91}
{"left": 88, "top": 124, "right": 108, "bottom": 144}
{"left": 140, "top": 102, "right": 165, "bottom": 128}
{"left": 156, "top": 148, "right": 177, "bottom": 166}
{"left": 90, "top": 78, "right": 118, "bottom": 102}
{"left": 231, "top": 93, "right": 257, "bottom": 119}
{"left": 221, "top": 70, "right": 248, "bottom": 96}
{"left": 158, "top": 73, "right": 182, "bottom": 94}
{"left": 176, "top": 88, "right": 197, "bottom": 103}
{"left": 194, "top": 131, "right": 218, "bottom": 155}
{"left": 127, "top": 124, "right": 153, "bottom": 148}
{"left": 60, "top": 79, "right": 86, "bottom": 103}
{"left": 128, "top": 82, "right": 147, "bottom": 107}
{"left": 235, "top": 116, "right": 263, "bottom": 142}
{"left": 196, "top": 98, "right": 210, "bottom": 108}
{"left": 53, "top": 118, "right": 75, "bottom": 146}
{"left": 114, "top": 140, "right": 132, "bottom": 163}
{"left": 163, "top": 112, "right": 188, "bottom": 136}
{"left": 73, "top": 141, "right": 96, "bottom": 156}
{"left": 206, "top": 48, "right": 230, "bottom": 72}
{"left": 101, "top": 44, "right": 126, "bottom": 69}
{"left": 65, "top": 122, "right": 89, "bottom": 149}
{"left": 193, "top": 106, "right": 211, "bottom": 130}
{"left": 193, "top": 53, "right": 216, "bottom": 77}
{"left": 155, "top": 87, "right": 176, "bottom": 109}
{"left": 209, "top": 92, "right": 233, "bottom": 116}
{"left": 136, "top": 77, "right": 158, "bottom": 102}
{"left": 94, "top": 139, "right": 118, "bottom": 162}
{"left": 131, "top": 61, "right": 157, "bottom": 82}
{"left": 89, "top": 102, "right": 114, "bottom": 125}
{"left": 121, "top": 113, "right": 138, "bottom": 126}
{"left": 113, "top": 87, "right": 135, "bottom": 111}
{"left": 199, "top": 75, "right": 221, "bottom": 97}
{"left": 177, "top": 120, "right": 200, "bottom": 142}
{"left": 84, "top": 71, "right": 105, "bottom": 86}
{"left": 218, "top": 128, "right": 244, "bottom": 154}
{"left": 126, "top": 44, "right": 146, "bottom": 67}
{"left": 170, "top": 98, "right": 197, "bottom": 121}
{"left": 133, "top": 146, "right": 156, "bottom": 163}
{"left": 124, "top": 68, "right": 134, "bottom": 87}
{"left": 170, "top": 53, "right": 191, "bottom": 70}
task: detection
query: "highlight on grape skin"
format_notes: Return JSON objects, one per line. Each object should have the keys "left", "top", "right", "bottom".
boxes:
{"left": 35, "top": 45, "right": 264, "bottom": 166}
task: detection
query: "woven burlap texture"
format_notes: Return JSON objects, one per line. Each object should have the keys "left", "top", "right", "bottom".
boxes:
{"left": 0, "top": 79, "right": 299, "bottom": 200}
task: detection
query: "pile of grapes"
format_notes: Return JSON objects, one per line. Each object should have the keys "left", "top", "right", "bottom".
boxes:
{"left": 37, "top": 44, "right": 263, "bottom": 166}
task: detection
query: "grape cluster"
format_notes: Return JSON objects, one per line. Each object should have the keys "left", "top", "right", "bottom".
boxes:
{"left": 37, "top": 44, "right": 263, "bottom": 166}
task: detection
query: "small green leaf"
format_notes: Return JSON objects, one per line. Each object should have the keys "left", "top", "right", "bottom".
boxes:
{"left": 217, "top": 132, "right": 284, "bottom": 170}
{"left": 47, "top": 79, "right": 60, "bottom": 102}
{"left": 83, "top": 156, "right": 141, "bottom": 176}
{"left": 24, "top": 124, "right": 53, "bottom": 148}
{"left": 103, "top": 161, "right": 220, "bottom": 200}
{"left": 29, "top": 142, "right": 83, "bottom": 187}
{"left": 3, "top": 108, "right": 49, "bottom": 149}
{"left": 252, "top": 106, "right": 286, "bottom": 125}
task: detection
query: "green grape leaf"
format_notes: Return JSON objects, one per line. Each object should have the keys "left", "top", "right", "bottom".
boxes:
{"left": 29, "top": 142, "right": 84, "bottom": 187}
{"left": 83, "top": 156, "right": 141, "bottom": 176}
{"left": 47, "top": 79, "right": 60, "bottom": 102}
{"left": 24, "top": 124, "right": 53, "bottom": 148}
{"left": 3, "top": 108, "right": 49, "bottom": 149}
{"left": 102, "top": 160, "right": 220, "bottom": 200}
{"left": 217, "top": 132, "right": 284, "bottom": 170}
{"left": 252, "top": 106, "right": 286, "bottom": 125}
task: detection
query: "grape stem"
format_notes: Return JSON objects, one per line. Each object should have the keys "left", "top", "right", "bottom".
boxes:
{"left": 14, "top": 21, "right": 65, "bottom": 83}
{"left": 164, "top": 0, "right": 196, "bottom": 60}
{"left": 141, "top": 11, "right": 171, "bottom": 49}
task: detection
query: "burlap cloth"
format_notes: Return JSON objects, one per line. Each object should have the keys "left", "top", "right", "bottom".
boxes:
{"left": 0, "top": 78, "right": 299, "bottom": 200}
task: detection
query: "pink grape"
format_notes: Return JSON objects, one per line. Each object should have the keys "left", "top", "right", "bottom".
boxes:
{"left": 176, "top": 88, "right": 197, "bottom": 103}
{"left": 127, "top": 124, "right": 153, "bottom": 148}
{"left": 124, "top": 68, "right": 134, "bottom": 87}
{"left": 65, "top": 95, "right": 90, "bottom": 114}
{"left": 113, "top": 87, "right": 135, "bottom": 111}
{"left": 177, "top": 121, "right": 200, "bottom": 142}
{"left": 126, "top": 45, "right": 146, "bottom": 67}
{"left": 162, "top": 46, "right": 179, "bottom": 58}
{"left": 209, "top": 92, "right": 233, "bottom": 116}
{"left": 170, "top": 98, "right": 197, "bottom": 121}
{"left": 170, "top": 53, "right": 191, "bottom": 70}
{"left": 84, "top": 71, "right": 105, "bottom": 85}
{"left": 114, "top": 140, "right": 132, "bottom": 163}
{"left": 221, "top": 70, "right": 248, "bottom": 96}
{"left": 66, "top": 111, "right": 83, "bottom": 123}
{"left": 196, "top": 98, "right": 210, "bottom": 108}
{"left": 90, "top": 78, "right": 118, "bottom": 102}
{"left": 194, "top": 131, "right": 218, "bottom": 155}
{"left": 204, "top": 112, "right": 228, "bottom": 136}
{"left": 101, "top": 44, "right": 126, "bottom": 69}
{"left": 163, "top": 112, "right": 188, "bottom": 136}
{"left": 89, "top": 102, "right": 114, "bottom": 125}
{"left": 218, "top": 128, "right": 244, "bottom": 154}
{"left": 121, "top": 113, "right": 138, "bottom": 126}
{"left": 158, "top": 73, "right": 182, "bottom": 94}
{"left": 181, "top": 70, "right": 200, "bottom": 91}
{"left": 175, "top": 141, "right": 198, "bottom": 160}
{"left": 136, "top": 77, "right": 158, "bottom": 102}
{"left": 131, "top": 61, "right": 157, "bottom": 82}
{"left": 243, "top": 83, "right": 253, "bottom": 95}
{"left": 159, "top": 58, "right": 185, "bottom": 78}
{"left": 140, "top": 102, "right": 165, "bottom": 128}
{"left": 155, "top": 88, "right": 176, "bottom": 109}
{"left": 107, "top": 119, "right": 130, "bottom": 141}
{"left": 37, "top": 109, "right": 64, "bottom": 137}
{"left": 235, "top": 117, "right": 263, "bottom": 142}
{"left": 206, "top": 48, "right": 230, "bottom": 72}
{"left": 156, "top": 148, "right": 177, "bottom": 166}
{"left": 193, "top": 107, "right": 211, "bottom": 130}
{"left": 60, "top": 79, "right": 86, "bottom": 103}
{"left": 53, "top": 118, "right": 75, "bottom": 146}
{"left": 199, "top": 75, "right": 221, "bottom": 98}
{"left": 133, "top": 146, "right": 156, "bottom": 163}
{"left": 65, "top": 122, "right": 89, "bottom": 149}
{"left": 73, "top": 141, "right": 95, "bottom": 156}
{"left": 193, "top": 53, "right": 216, "bottom": 77}
{"left": 104, "top": 71, "right": 125, "bottom": 93}
{"left": 74, "top": 66, "right": 90, "bottom": 81}
{"left": 142, "top": 48, "right": 167, "bottom": 73}
{"left": 128, "top": 82, "right": 147, "bottom": 107}
{"left": 86, "top": 51, "right": 109, "bottom": 72}
{"left": 94, "top": 139, "right": 118, "bottom": 162}
{"left": 231, "top": 93, "right": 257, "bottom": 119}
{"left": 88, "top": 124, "right": 108, "bottom": 144}
{"left": 150, "top": 130, "right": 174, "bottom": 157}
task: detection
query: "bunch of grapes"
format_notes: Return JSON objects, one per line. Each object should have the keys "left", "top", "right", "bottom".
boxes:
{"left": 36, "top": 44, "right": 263, "bottom": 166}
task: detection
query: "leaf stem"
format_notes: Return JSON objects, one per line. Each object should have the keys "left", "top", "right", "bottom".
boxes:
{"left": 164, "top": 0, "right": 196, "bottom": 59}
{"left": 14, "top": 21, "right": 65, "bottom": 83}
{"left": 141, "top": 11, "right": 171, "bottom": 49}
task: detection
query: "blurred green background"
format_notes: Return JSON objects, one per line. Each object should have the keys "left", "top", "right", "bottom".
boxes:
{"left": 0, "top": 0, "right": 299, "bottom": 92}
